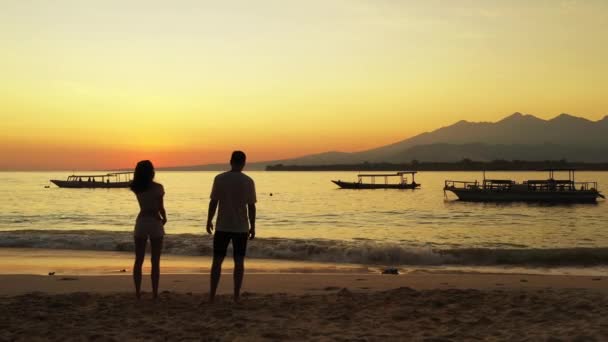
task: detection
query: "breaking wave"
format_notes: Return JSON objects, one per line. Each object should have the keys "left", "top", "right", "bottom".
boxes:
{"left": 0, "top": 230, "right": 607, "bottom": 267}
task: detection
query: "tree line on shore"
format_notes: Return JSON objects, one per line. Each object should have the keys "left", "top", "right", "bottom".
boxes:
{"left": 265, "top": 159, "right": 608, "bottom": 171}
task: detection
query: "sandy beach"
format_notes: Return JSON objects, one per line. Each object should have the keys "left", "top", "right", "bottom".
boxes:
{"left": 1, "top": 272, "right": 606, "bottom": 341}
{"left": 3, "top": 0, "right": 608, "bottom": 339}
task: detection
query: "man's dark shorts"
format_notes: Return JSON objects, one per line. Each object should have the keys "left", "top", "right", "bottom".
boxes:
{"left": 213, "top": 231, "right": 248, "bottom": 257}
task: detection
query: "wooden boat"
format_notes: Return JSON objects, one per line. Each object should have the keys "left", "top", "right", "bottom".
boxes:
{"left": 444, "top": 169, "right": 604, "bottom": 203}
{"left": 332, "top": 171, "right": 420, "bottom": 189}
{"left": 50, "top": 172, "right": 133, "bottom": 189}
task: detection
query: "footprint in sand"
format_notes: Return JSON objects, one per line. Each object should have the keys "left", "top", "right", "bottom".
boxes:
{"left": 323, "top": 286, "right": 340, "bottom": 291}
{"left": 59, "top": 277, "right": 78, "bottom": 281}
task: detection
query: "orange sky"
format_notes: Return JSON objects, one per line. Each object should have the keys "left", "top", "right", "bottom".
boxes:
{"left": 1, "top": 1, "right": 607, "bottom": 170}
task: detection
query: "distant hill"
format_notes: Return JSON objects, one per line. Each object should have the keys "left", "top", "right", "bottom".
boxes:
{"left": 337, "top": 113, "right": 608, "bottom": 163}
{"left": 160, "top": 113, "right": 608, "bottom": 171}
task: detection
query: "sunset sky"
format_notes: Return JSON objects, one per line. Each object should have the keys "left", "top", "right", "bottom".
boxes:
{"left": 1, "top": 0, "right": 607, "bottom": 170}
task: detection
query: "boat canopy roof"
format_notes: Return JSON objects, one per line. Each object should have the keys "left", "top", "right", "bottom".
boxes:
{"left": 357, "top": 171, "right": 417, "bottom": 177}
{"left": 539, "top": 168, "right": 577, "bottom": 172}
{"left": 527, "top": 179, "right": 573, "bottom": 184}
{"left": 69, "top": 172, "right": 133, "bottom": 178}
{"left": 483, "top": 179, "right": 514, "bottom": 184}
{"left": 69, "top": 174, "right": 109, "bottom": 178}
{"left": 481, "top": 169, "right": 578, "bottom": 183}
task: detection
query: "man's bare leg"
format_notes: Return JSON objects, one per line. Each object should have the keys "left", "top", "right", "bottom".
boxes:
{"left": 209, "top": 255, "right": 224, "bottom": 303}
{"left": 233, "top": 255, "right": 245, "bottom": 303}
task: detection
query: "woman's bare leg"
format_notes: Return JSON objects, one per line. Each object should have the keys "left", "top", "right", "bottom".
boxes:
{"left": 150, "top": 237, "right": 163, "bottom": 299}
{"left": 133, "top": 237, "right": 147, "bottom": 299}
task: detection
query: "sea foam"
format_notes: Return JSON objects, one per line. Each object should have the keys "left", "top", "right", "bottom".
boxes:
{"left": 0, "top": 230, "right": 606, "bottom": 267}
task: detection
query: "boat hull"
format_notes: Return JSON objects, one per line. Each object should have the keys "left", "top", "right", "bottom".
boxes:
{"left": 50, "top": 180, "right": 131, "bottom": 189}
{"left": 446, "top": 188, "right": 601, "bottom": 203}
{"left": 332, "top": 180, "right": 420, "bottom": 190}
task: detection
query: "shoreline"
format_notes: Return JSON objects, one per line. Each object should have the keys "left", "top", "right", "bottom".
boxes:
{"left": 2, "top": 230, "right": 608, "bottom": 270}
{"left": 0, "top": 248, "right": 374, "bottom": 276}
{"left": 1, "top": 247, "right": 608, "bottom": 277}
{"left": 0, "top": 248, "right": 606, "bottom": 296}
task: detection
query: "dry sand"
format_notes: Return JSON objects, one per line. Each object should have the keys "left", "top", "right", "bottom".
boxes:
{"left": 1, "top": 273, "right": 607, "bottom": 341}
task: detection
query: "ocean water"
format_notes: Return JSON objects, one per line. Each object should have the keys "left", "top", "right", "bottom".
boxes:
{"left": 0, "top": 171, "right": 607, "bottom": 268}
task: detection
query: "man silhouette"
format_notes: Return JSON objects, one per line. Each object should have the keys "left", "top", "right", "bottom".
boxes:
{"left": 206, "top": 151, "right": 257, "bottom": 303}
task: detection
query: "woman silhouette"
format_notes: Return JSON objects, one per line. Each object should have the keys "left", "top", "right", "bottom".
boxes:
{"left": 130, "top": 160, "right": 167, "bottom": 299}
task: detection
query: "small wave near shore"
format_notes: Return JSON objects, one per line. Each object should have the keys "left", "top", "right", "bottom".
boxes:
{"left": 0, "top": 230, "right": 607, "bottom": 267}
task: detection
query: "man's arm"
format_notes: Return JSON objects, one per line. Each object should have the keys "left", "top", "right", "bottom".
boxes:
{"left": 206, "top": 199, "right": 218, "bottom": 234}
{"left": 247, "top": 203, "right": 256, "bottom": 240}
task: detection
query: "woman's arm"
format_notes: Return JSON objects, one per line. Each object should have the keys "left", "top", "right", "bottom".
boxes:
{"left": 159, "top": 186, "right": 167, "bottom": 225}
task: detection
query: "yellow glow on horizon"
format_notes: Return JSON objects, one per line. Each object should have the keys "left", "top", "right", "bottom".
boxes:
{"left": 1, "top": 0, "right": 607, "bottom": 169}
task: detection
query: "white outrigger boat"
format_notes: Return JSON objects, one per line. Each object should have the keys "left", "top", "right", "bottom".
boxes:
{"left": 50, "top": 172, "right": 133, "bottom": 189}
{"left": 444, "top": 169, "right": 604, "bottom": 203}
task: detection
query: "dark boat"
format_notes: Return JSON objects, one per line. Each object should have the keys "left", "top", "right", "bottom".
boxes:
{"left": 50, "top": 172, "right": 133, "bottom": 189}
{"left": 332, "top": 171, "right": 420, "bottom": 189}
{"left": 444, "top": 169, "right": 604, "bottom": 203}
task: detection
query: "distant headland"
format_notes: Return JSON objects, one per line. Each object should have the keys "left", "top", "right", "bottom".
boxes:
{"left": 266, "top": 160, "right": 608, "bottom": 172}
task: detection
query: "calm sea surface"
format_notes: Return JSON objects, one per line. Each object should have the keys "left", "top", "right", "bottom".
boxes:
{"left": 1, "top": 171, "right": 607, "bottom": 267}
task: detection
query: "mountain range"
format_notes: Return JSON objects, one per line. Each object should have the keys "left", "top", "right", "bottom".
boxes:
{"left": 161, "top": 113, "right": 608, "bottom": 171}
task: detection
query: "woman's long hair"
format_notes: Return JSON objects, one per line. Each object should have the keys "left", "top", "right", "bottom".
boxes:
{"left": 130, "top": 160, "right": 155, "bottom": 194}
